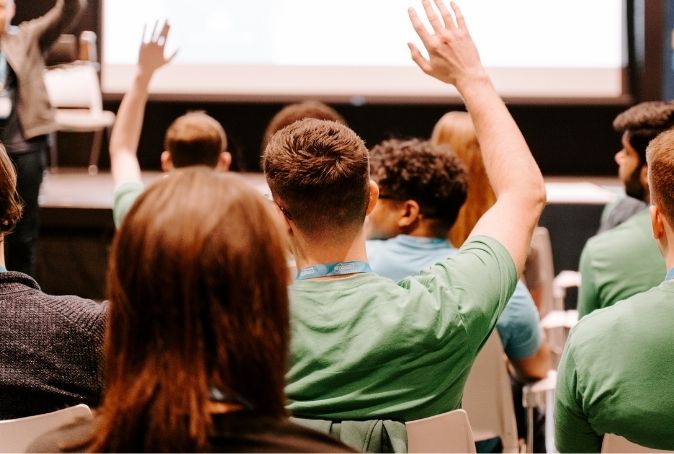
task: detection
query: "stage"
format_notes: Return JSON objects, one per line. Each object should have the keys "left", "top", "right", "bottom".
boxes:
{"left": 35, "top": 169, "right": 621, "bottom": 300}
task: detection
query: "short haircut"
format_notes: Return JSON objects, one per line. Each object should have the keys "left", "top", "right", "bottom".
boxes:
{"left": 613, "top": 101, "right": 674, "bottom": 163}
{"left": 261, "top": 101, "right": 347, "bottom": 151}
{"left": 0, "top": 143, "right": 22, "bottom": 235}
{"left": 647, "top": 129, "right": 674, "bottom": 225}
{"left": 163, "top": 111, "right": 227, "bottom": 168}
{"left": 369, "top": 138, "right": 468, "bottom": 230}
{"left": 263, "top": 118, "right": 370, "bottom": 236}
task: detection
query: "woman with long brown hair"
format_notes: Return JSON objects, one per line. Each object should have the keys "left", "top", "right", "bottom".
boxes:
{"left": 31, "top": 168, "right": 349, "bottom": 452}
{"left": 431, "top": 111, "right": 496, "bottom": 247}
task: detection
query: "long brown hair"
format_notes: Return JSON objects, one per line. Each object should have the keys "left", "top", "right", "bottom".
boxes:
{"left": 0, "top": 143, "right": 22, "bottom": 235}
{"left": 90, "top": 168, "right": 290, "bottom": 452}
{"left": 431, "top": 111, "right": 495, "bottom": 246}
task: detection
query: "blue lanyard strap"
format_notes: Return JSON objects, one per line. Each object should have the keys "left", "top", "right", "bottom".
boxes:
{"left": 0, "top": 266, "right": 5, "bottom": 273}
{"left": 296, "top": 260, "right": 372, "bottom": 281}
{"left": 666, "top": 268, "right": 674, "bottom": 281}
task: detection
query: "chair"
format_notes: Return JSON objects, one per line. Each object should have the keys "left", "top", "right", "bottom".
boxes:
{"left": 406, "top": 409, "right": 476, "bottom": 453}
{"left": 0, "top": 404, "right": 92, "bottom": 453}
{"left": 524, "top": 226, "right": 556, "bottom": 319}
{"left": 522, "top": 370, "right": 557, "bottom": 454}
{"left": 602, "top": 434, "right": 672, "bottom": 453}
{"left": 43, "top": 58, "right": 115, "bottom": 174}
{"left": 462, "top": 331, "right": 520, "bottom": 453}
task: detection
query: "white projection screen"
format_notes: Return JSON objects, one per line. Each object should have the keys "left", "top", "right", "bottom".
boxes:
{"left": 101, "top": 0, "right": 627, "bottom": 103}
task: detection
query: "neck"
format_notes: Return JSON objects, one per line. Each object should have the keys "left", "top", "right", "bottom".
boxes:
{"left": 402, "top": 220, "right": 449, "bottom": 240}
{"left": 293, "top": 227, "right": 368, "bottom": 271}
{"left": 0, "top": 238, "right": 5, "bottom": 269}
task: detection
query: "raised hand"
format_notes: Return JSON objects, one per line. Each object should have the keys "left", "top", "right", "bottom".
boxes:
{"left": 138, "top": 20, "right": 178, "bottom": 78}
{"left": 408, "top": 0, "right": 486, "bottom": 89}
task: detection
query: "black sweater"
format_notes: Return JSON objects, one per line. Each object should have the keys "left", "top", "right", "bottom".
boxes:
{"left": 0, "top": 271, "right": 106, "bottom": 419}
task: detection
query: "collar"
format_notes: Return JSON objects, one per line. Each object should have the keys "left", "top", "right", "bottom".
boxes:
{"left": 395, "top": 235, "right": 454, "bottom": 249}
{"left": 0, "top": 266, "right": 5, "bottom": 272}
{"left": 666, "top": 268, "right": 674, "bottom": 281}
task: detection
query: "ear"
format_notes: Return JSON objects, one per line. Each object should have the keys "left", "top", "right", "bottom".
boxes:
{"left": 397, "top": 200, "right": 421, "bottom": 229}
{"left": 160, "top": 151, "right": 173, "bottom": 172}
{"left": 651, "top": 204, "right": 665, "bottom": 240}
{"left": 640, "top": 164, "right": 650, "bottom": 193}
{"left": 365, "top": 180, "right": 379, "bottom": 215}
{"left": 273, "top": 199, "right": 294, "bottom": 237}
{"left": 217, "top": 151, "right": 232, "bottom": 171}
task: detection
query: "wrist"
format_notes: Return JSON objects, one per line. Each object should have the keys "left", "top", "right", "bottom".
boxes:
{"left": 454, "top": 70, "right": 492, "bottom": 93}
{"left": 134, "top": 70, "right": 154, "bottom": 87}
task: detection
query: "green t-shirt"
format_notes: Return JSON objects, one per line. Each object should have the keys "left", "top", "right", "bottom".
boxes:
{"left": 555, "top": 280, "right": 674, "bottom": 452}
{"left": 578, "top": 209, "right": 665, "bottom": 318}
{"left": 286, "top": 235, "right": 517, "bottom": 421}
{"left": 112, "top": 180, "right": 145, "bottom": 228}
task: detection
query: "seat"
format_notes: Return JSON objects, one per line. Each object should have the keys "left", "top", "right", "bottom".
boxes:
{"left": 406, "top": 409, "right": 476, "bottom": 453}
{"left": 462, "top": 331, "right": 520, "bottom": 453}
{"left": 0, "top": 404, "right": 92, "bottom": 453}
{"left": 602, "top": 434, "right": 673, "bottom": 453}
{"left": 43, "top": 58, "right": 115, "bottom": 175}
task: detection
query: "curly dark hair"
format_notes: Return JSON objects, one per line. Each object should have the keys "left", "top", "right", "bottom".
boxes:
{"left": 613, "top": 101, "right": 674, "bottom": 162}
{"left": 369, "top": 138, "right": 468, "bottom": 230}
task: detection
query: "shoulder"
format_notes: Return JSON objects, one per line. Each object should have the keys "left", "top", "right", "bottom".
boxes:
{"left": 583, "top": 209, "right": 653, "bottom": 259}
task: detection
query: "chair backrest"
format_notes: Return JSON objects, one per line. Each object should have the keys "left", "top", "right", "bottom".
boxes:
{"left": 43, "top": 62, "right": 103, "bottom": 113}
{"left": 462, "top": 331, "right": 520, "bottom": 453}
{"left": 602, "top": 434, "right": 672, "bottom": 453}
{"left": 523, "top": 226, "right": 556, "bottom": 317}
{"left": 0, "top": 404, "right": 93, "bottom": 453}
{"left": 406, "top": 409, "right": 476, "bottom": 453}
{"left": 45, "top": 34, "right": 78, "bottom": 67}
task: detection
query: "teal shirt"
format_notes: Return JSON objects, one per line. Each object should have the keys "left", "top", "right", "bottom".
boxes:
{"left": 556, "top": 280, "right": 674, "bottom": 452}
{"left": 367, "top": 235, "right": 541, "bottom": 360}
{"left": 578, "top": 209, "right": 665, "bottom": 318}
{"left": 112, "top": 180, "right": 145, "bottom": 228}
{"left": 286, "top": 235, "right": 517, "bottom": 421}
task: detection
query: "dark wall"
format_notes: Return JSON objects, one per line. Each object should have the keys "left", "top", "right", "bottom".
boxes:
{"left": 18, "top": 0, "right": 664, "bottom": 175}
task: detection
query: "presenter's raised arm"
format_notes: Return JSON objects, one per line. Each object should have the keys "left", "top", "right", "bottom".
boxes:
{"left": 408, "top": 0, "right": 546, "bottom": 274}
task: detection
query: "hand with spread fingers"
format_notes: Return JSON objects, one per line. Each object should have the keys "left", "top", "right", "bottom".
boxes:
{"left": 408, "top": 0, "right": 487, "bottom": 89}
{"left": 138, "top": 20, "right": 178, "bottom": 79}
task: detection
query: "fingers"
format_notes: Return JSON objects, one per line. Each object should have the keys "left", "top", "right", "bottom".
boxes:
{"left": 450, "top": 1, "right": 467, "bottom": 30}
{"left": 158, "top": 20, "right": 170, "bottom": 46}
{"left": 408, "top": 42, "right": 432, "bottom": 74}
{"left": 433, "top": 0, "right": 456, "bottom": 30}
{"left": 421, "top": 0, "right": 444, "bottom": 34}
{"left": 150, "top": 20, "right": 160, "bottom": 42}
{"left": 408, "top": 7, "right": 432, "bottom": 49}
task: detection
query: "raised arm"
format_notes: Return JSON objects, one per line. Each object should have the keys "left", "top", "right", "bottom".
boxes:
{"left": 408, "top": 0, "right": 546, "bottom": 275}
{"left": 109, "top": 21, "right": 176, "bottom": 185}
{"left": 33, "top": 0, "right": 86, "bottom": 52}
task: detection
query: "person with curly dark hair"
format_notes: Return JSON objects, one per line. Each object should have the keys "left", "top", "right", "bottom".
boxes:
{"left": 578, "top": 101, "right": 674, "bottom": 318}
{"left": 366, "top": 138, "right": 550, "bottom": 452}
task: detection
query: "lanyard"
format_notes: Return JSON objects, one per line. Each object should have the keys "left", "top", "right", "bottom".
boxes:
{"left": 0, "top": 51, "right": 7, "bottom": 91}
{"left": 666, "top": 268, "right": 674, "bottom": 281}
{"left": 296, "top": 260, "right": 372, "bottom": 281}
{"left": 0, "top": 266, "right": 5, "bottom": 272}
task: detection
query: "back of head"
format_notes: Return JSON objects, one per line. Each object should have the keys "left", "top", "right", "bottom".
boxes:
{"left": 261, "top": 101, "right": 347, "bottom": 151}
{"left": 263, "top": 118, "right": 370, "bottom": 239}
{"left": 0, "top": 143, "right": 22, "bottom": 236}
{"left": 613, "top": 101, "right": 674, "bottom": 163}
{"left": 647, "top": 129, "right": 674, "bottom": 226}
{"left": 164, "top": 112, "right": 227, "bottom": 168}
{"left": 369, "top": 138, "right": 467, "bottom": 233}
{"left": 431, "top": 111, "right": 494, "bottom": 245}
{"left": 94, "top": 169, "right": 289, "bottom": 452}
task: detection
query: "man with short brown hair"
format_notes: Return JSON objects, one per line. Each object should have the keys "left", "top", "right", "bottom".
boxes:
{"left": 264, "top": 0, "right": 546, "bottom": 421}
{"left": 555, "top": 128, "right": 674, "bottom": 452}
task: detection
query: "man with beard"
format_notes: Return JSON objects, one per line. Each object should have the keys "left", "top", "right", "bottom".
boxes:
{"left": 577, "top": 101, "right": 674, "bottom": 318}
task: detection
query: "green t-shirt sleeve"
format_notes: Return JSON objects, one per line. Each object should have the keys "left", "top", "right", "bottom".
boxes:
{"left": 429, "top": 235, "right": 517, "bottom": 352}
{"left": 555, "top": 334, "right": 603, "bottom": 452}
{"left": 112, "top": 180, "right": 145, "bottom": 228}
{"left": 578, "top": 243, "right": 599, "bottom": 319}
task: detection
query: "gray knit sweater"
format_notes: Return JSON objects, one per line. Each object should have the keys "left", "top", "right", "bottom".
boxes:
{"left": 0, "top": 271, "right": 106, "bottom": 419}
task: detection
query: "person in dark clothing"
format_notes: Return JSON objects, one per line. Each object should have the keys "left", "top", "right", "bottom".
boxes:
{"left": 0, "top": 0, "right": 86, "bottom": 276}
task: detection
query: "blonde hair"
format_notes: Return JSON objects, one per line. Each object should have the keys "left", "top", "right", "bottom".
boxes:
{"left": 431, "top": 111, "right": 495, "bottom": 246}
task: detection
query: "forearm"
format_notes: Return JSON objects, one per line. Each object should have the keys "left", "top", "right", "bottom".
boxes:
{"left": 37, "top": 0, "right": 86, "bottom": 51}
{"left": 109, "top": 72, "right": 152, "bottom": 183}
{"left": 511, "top": 341, "right": 552, "bottom": 382}
{"left": 457, "top": 76, "right": 545, "bottom": 206}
